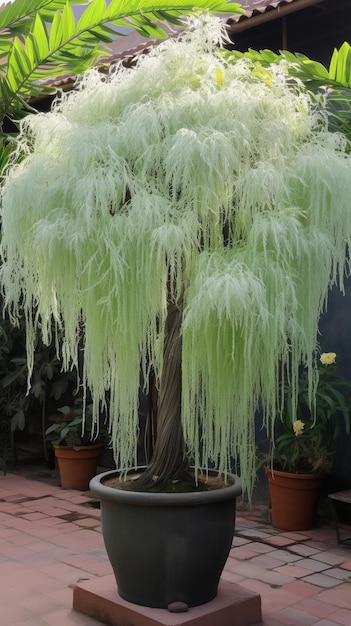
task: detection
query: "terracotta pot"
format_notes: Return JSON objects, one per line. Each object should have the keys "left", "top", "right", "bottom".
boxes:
{"left": 53, "top": 443, "right": 102, "bottom": 490}
{"left": 266, "top": 467, "right": 325, "bottom": 531}
{"left": 90, "top": 468, "right": 242, "bottom": 608}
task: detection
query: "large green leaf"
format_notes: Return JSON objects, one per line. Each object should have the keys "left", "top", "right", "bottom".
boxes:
{"left": 223, "top": 44, "right": 351, "bottom": 143}
{"left": 0, "top": 0, "right": 243, "bottom": 173}
{"left": 1, "top": 1, "right": 243, "bottom": 108}
{"left": 329, "top": 42, "right": 351, "bottom": 86}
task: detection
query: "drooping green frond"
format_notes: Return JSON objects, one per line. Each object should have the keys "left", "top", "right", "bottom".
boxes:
{"left": 0, "top": 0, "right": 243, "bottom": 172}
{"left": 0, "top": 1, "right": 83, "bottom": 55}
{"left": 1, "top": 17, "right": 351, "bottom": 497}
{"left": 222, "top": 44, "right": 351, "bottom": 90}
{"left": 1, "top": 0, "right": 244, "bottom": 84}
{"left": 222, "top": 43, "right": 351, "bottom": 142}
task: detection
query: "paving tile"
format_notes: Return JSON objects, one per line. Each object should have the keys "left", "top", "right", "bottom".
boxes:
{"left": 0, "top": 604, "right": 34, "bottom": 622}
{"left": 270, "top": 606, "right": 319, "bottom": 625}
{"left": 297, "top": 596, "right": 339, "bottom": 619}
{"left": 273, "top": 563, "right": 312, "bottom": 578}
{"left": 235, "top": 518, "right": 263, "bottom": 530}
{"left": 41, "top": 607, "right": 106, "bottom": 624}
{"left": 72, "top": 517, "right": 100, "bottom": 528}
{"left": 0, "top": 527, "right": 23, "bottom": 538}
{"left": 313, "top": 621, "right": 346, "bottom": 626}
{"left": 62, "top": 553, "right": 112, "bottom": 576}
{"left": 233, "top": 577, "right": 278, "bottom": 598}
{"left": 312, "top": 551, "right": 348, "bottom": 566}
{"left": 328, "top": 608, "right": 351, "bottom": 625}
{"left": 2, "top": 466, "right": 350, "bottom": 626}
{"left": 276, "top": 578, "right": 321, "bottom": 598}
{"left": 226, "top": 559, "right": 268, "bottom": 580}
{"left": 267, "top": 549, "right": 301, "bottom": 563}
{"left": 65, "top": 494, "right": 96, "bottom": 504}
{"left": 4, "top": 532, "right": 35, "bottom": 546}
{"left": 325, "top": 567, "right": 351, "bottom": 581}
{"left": 221, "top": 569, "right": 245, "bottom": 584}
{"left": 254, "top": 616, "right": 288, "bottom": 626}
{"left": 294, "top": 557, "right": 330, "bottom": 572}
{"left": 232, "top": 535, "right": 252, "bottom": 546}
{"left": 45, "top": 586, "right": 74, "bottom": 609}
{"left": 262, "top": 535, "right": 297, "bottom": 547}
{"left": 280, "top": 531, "right": 309, "bottom": 541}
{"left": 10, "top": 618, "right": 44, "bottom": 626}
{"left": 229, "top": 546, "right": 261, "bottom": 560}
{"left": 260, "top": 569, "right": 296, "bottom": 586}
{"left": 35, "top": 505, "right": 73, "bottom": 516}
{"left": 36, "top": 516, "right": 71, "bottom": 527}
{"left": 0, "top": 544, "right": 36, "bottom": 559}
{"left": 250, "top": 554, "right": 286, "bottom": 570}
{"left": 237, "top": 528, "right": 273, "bottom": 540}
{"left": 17, "top": 591, "right": 62, "bottom": 614}
{"left": 21, "top": 512, "right": 50, "bottom": 521}
{"left": 316, "top": 583, "right": 351, "bottom": 609}
{"left": 288, "top": 543, "right": 321, "bottom": 557}
{"left": 302, "top": 573, "right": 343, "bottom": 588}
{"left": 241, "top": 540, "right": 275, "bottom": 554}
{"left": 305, "top": 540, "right": 334, "bottom": 551}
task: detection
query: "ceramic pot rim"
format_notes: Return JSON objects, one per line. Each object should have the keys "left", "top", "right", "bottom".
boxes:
{"left": 90, "top": 467, "right": 242, "bottom": 507}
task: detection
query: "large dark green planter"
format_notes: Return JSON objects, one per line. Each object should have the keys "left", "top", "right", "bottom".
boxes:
{"left": 90, "top": 468, "right": 242, "bottom": 609}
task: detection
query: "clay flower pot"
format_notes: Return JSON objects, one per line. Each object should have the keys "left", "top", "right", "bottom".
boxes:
{"left": 266, "top": 467, "right": 325, "bottom": 531}
{"left": 53, "top": 443, "right": 102, "bottom": 490}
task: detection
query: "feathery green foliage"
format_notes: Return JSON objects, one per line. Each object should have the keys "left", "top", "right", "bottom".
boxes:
{"left": 0, "top": 0, "right": 243, "bottom": 172}
{"left": 222, "top": 43, "right": 351, "bottom": 141}
{"left": 1, "top": 16, "right": 351, "bottom": 496}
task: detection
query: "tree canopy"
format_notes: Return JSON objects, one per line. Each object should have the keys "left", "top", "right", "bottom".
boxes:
{"left": 0, "top": 0, "right": 243, "bottom": 171}
{"left": 2, "top": 17, "right": 351, "bottom": 495}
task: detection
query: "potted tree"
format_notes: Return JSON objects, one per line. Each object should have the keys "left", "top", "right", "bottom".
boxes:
{"left": 1, "top": 13, "right": 351, "bottom": 609}
{"left": 263, "top": 351, "right": 351, "bottom": 531}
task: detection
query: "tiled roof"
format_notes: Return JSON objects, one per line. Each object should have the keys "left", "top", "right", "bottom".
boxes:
{"left": 21, "top": 0, "right": 321, "bottom": 94}
{"left": 227, "top": 0, "right": 322, "bottom": 28}
{"left": 234, "top": 0, "right": 317, "bottom": 13}
{"left": 103, "top": 1, "right": 322, "bottom": 63}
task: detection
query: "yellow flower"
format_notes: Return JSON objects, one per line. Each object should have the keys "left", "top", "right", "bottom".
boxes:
{"left": 320, "top": 352, "right": 336, "bottom": 366}
{"left": 293, "top": 420, "right": 305, "bottom": 436}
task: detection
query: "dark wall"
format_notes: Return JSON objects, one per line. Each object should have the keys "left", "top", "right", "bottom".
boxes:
{"left": 228, "top": 0, "right": 351, "bottom": 66}
{"left": 319, "top": 280, "right": 351, "bottom": 491}
{"left": 230, "top": 0, "right": 351, "bottom": 497}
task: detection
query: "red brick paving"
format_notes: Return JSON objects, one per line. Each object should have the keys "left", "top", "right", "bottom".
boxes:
{"left": 0, "top": 465, "right": 350, "bottom": 625}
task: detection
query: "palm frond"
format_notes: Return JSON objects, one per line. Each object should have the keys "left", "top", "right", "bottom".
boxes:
{"left": 0, "top": 1, "right": 243, "bottom": 130}
{"left": 223, "top": 44, "right": 351, "bottom": 142}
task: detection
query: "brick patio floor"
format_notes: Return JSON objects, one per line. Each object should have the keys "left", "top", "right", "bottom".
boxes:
{"left": 0, "top": 464, "right": 350, "bottom": 625}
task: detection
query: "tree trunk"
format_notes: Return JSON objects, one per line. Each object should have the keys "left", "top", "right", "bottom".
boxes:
{"left": 136, "top": 300, "right": 189, "bottom": 490}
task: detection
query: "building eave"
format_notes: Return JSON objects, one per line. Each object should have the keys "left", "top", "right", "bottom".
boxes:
{"left": 226, "top": 0, "right": 324, "bottom": 33}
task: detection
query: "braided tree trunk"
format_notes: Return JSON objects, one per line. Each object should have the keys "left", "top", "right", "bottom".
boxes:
{"left": 136, "top": 300, "right": 190, "bottom": 491}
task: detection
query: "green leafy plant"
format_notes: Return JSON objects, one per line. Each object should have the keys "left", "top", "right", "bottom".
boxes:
{"left": 45, "top": 399, "right": 96, "bottom": 446}
{"left": 1, "top": 17, "right": 351, "bottom": 498}
{"left": 0, "top": 317, "right": 77, "bottom": 460}
{"left": 0, "top": 1, "right": 241, "bottom": 459}
{"left": 266, "top": 352, "right": 351, "bottom": 474}
{"left": 222, "top": 42, "right": 351, "bottom": 141}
